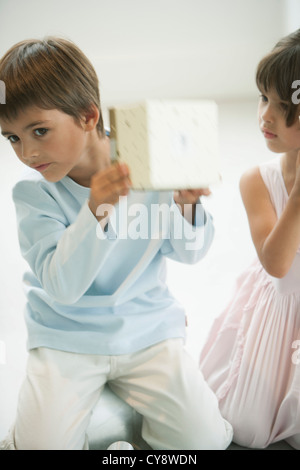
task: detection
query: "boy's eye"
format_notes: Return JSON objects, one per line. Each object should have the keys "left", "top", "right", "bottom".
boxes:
{"left": 7, "top": 135, "right": 19, "bottom": 143}
{"left": 6, "top": 128, "right": 48, "bottom": 143}
{"left": 34, "top": 128, "right": 48, "bottom": 136}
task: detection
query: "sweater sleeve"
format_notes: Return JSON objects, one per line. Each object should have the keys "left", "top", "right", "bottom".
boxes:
{"left": 160, "top": 197, "right": 214, "bottom": 264}
{"left": 13, "top": 180, "right": 117, "bottom": 305}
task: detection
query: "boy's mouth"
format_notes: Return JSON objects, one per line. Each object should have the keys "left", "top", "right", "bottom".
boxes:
{"left": 32, "top": 163, "right": 51, "bottom": 172}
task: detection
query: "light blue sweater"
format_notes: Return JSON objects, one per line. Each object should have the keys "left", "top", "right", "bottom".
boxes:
{"left": 12, "top": 169, "right": 214, "bottom": 355}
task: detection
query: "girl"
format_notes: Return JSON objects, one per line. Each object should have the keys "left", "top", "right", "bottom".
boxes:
{"left": 199, "top": 29, "right": 300, "bottom": 449}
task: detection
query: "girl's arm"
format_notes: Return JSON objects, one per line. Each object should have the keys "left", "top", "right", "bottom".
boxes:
{"left": 240, "top": 158, "right": 300, "bottom": 278}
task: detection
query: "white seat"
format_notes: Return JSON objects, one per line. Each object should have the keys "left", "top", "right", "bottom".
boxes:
{"left": 87, "top": 385, "right": 143, "bottom": 450}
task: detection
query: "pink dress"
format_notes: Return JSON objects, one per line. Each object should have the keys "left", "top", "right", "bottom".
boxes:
{"left": 199, "top": 157, "right": 300, "bottom": 449}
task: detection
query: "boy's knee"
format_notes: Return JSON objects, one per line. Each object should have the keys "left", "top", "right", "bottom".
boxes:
{"left": 15, "top": 423, "right": 86, "bottom": 450}
{"left": 178, "top": 417, "right": 233, "bottom": 450}
{"left": 143, "top": 413, "right": 233, "bottom": 450}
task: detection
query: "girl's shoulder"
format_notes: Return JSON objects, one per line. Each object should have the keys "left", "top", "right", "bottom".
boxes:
{"left": 239, "top": 165, "right": 264, "bottom": 196}
{"left": 240, "top": 157, "right": 286, "bottom": 217}
{"left": 240, "top": 158, "right": 281, "bottom": 194}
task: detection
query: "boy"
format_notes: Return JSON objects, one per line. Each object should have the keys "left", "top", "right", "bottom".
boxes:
{"left": 0, "top": 37, "right": 232, "bottom": 450}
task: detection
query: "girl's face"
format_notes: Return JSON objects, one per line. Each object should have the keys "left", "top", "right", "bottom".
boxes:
{"left": 258, "top": 88, "right": 300, "bottom": 155}
{"left": 0, "top": 106, "right": 93, "bottom": 183}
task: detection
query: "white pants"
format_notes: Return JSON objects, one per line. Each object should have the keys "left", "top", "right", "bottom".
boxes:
{"left": 8, "top": 339, "right": 232, "bottom": 450}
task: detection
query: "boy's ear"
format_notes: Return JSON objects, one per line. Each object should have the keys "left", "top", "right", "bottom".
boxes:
{"left": 82, "top": 104, "right": 99, "bottom": 131}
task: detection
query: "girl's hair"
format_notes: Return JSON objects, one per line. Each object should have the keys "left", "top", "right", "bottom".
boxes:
{"left": 256, "top": 29, "right": 300, "bottom": 127}
{"left": 0, "top": 37, "right": 104, "bottom": 135}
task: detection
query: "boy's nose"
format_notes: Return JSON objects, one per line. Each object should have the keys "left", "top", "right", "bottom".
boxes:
{"left": 20, "top": 143, "right": 39, "bottom": 162}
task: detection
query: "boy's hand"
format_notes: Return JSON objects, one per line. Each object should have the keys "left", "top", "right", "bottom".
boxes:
{"left": 173, "top": 188, "right": 211, "bottom": 225}
{"left": 89, "top": 162, "right": 132, "bottom": 222}
{"left": 173, "top": 188, "right": 211, "bottom": 206}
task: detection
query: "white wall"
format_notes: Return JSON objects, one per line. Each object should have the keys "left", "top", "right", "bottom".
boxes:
{"left": 284, "top": 0, "right": 300, "bottom": 34}
{"left": 0, "top": 0, "right": 285, "bottom": 112}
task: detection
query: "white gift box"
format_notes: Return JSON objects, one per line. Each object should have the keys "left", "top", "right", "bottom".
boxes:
{"left": 109, "top": 100, "right": 220, "bottom": 190}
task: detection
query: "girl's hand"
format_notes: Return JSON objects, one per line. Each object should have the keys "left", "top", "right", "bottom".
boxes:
{"left": 89, "top": 162, "right": 132, "bottom": 221}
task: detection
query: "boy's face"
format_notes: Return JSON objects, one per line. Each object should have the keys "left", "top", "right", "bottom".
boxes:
{"left": 0, "top": 106, "right": 90, "bottom": 183}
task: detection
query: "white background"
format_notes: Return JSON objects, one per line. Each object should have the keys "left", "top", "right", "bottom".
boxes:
{"left": 0, "top": 0, "right": 299, "bottom": 445}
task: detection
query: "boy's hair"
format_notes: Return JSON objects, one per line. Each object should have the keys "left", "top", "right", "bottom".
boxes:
{"left": 0, "top": 37, "right": 104, "bottom": 135}
{"left": 256, "top": 28, "right": 300, "bottom": 127}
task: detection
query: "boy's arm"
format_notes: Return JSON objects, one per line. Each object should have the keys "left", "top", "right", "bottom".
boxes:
{"left": 13, "top": 181, "right": 117, "bottom": 305}
{"left": 160, "top": 194, "right": 214, "bottom": 264}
